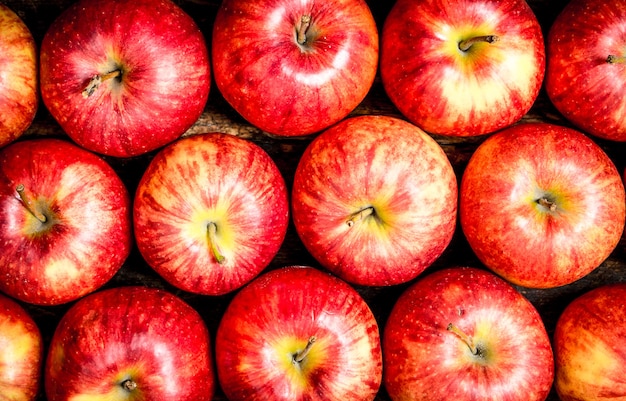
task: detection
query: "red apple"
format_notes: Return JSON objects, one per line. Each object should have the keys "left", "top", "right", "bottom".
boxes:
{"left": 380, "top": 0, "right": 545, "bottom": 137}
{"left": 291, "top": 115, "right": 457, "bottom": 286}
{"left": 460, "top": 122, "right": 626, "bottom": 289}
{"left": 554, "top": 283, "right": 626, "bottom": 400}
{"left": 0, "top": 293, "right": 43, "bottom": 401}
{"left": 0, "top": 138, "right": 132, "bottom": 305}
{"left": 383, "top": 266, "right": 554, "bottom": 401}
{"left": 546, "top": 0, "right": 626, "bottom": 142}
{"left": 211, "top": 0, "right": 379, "bottom": 137}
{"left": 133, "top": 132, "right": 290, "bottom": 296}
{"left": 215, "top": 266, "right": 382, "bottom": 401}
{"left": 45, "top": 286, "right": 215, "bottom": 401}
{"left": 39, "top": 0, "right": 211, "bottom": 158}
{"left": 0, "top": 4, "right": 37, "bottom": 148}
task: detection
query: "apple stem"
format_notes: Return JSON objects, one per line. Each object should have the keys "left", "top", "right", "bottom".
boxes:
{"left": 537, "top": 197, "right": 557, "bottom": 212}
{"left": 207, "top": 222, "right": 226, "bottom": 264}
{"left": 293, "top": 336, "right": 317, "bottom": 364}
{"left": 121, "top": 379, "right": 137, "bottom": 392}
{"left": 346, "top": 206, "right": 375, "bottom": 227}
{"left": 458, "top": 35, "right": 499, "bottom": 52}
{"left": 296, "top": 15, "right": 312, "bottom": 45}
{"left": 82, "top": 69, "right": 122, "bottom": 98}
{"left": 607, "top": 55, "right": 626, "bottom": 64}
{"left": 15, "top": 184, "right": 47, "bottom": 223}
{"left": 447, "top": 323, "right": 479, "bottom": 355}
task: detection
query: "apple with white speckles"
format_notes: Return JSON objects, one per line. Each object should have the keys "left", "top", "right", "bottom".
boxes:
{"left": 0, "top": 3, "right": 38, "bottom": 148}
{"left": 0, "top": 137, "right": 131, "bottom": 305}
{"left": 459, "top": 122, "right": 626, "bottom": 289}
{"left": 212, "top": 0, "right": 379, "bottom": 137}
{"left": 45, "top": 286, "right": 215, "bottom": 401}
{"left": 291, "top": 115, "right": 457, "bottom": 286}
{"left": 40, "top": 0, "right": 210, "bottom": 157}
{"left": 0, "top": 293, "right": 43, "bottom": 401}
{"left": 554, "top": 283, "right": 626, "bottom": 400}
{"left": 546, "top": 0, "right": 626, "bottom": 141}
{"left": 383, "top": 267, "right": 554, "bottom": 401}
{"left": 215, "top": 266, "right": 382, "bottom": 401}
{"left": 133, "top": 132, "right": 289, "bottom": 296}
{"left": 380, "top": 0, "right": 545, "bottom": 136}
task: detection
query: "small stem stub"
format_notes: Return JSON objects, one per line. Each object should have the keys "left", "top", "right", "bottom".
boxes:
{"left": 458, "top": 35, "right": 499, "bottom": 52}
{"left": 346, "top": 206, "right": 375, "bottom": 227}
{"left": 207, "top": 222, "right": 226, "bottom": 264}
{"left": 82, "top": 69, "right": 122, "bottom": 98}
{"left": 607, "top": 54, "right": 626, "bottom": 64}
{"left": 293, "top": 336, "right": 317, "bottom": 364}
{"left": 536, "top": 197, "right": 558, "bottom": 212}
{"left": 297, "top": 15, "right": 312, "bottom": 45}
{"left": 16, "top": 184, "right": 47, "bottom": 223}
{"left": 447, "top": 323, "right": 478, "bottom": 356}
{"left": 121, "top": 379, "right": 137, "bottom": 392}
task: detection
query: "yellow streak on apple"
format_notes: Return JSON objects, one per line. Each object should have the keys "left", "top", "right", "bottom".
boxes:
{"left": 0, "top": 318, "right": 37, "bottom": 399}
{"left": 45, "top": 258, "right": 80, "bottom": 283}
{"left": 437, "top": 25, "right": 539, "bottom": 119}
{"left": 67, "top": 366, "right": 144, "bottom": 401}
{"left": 186, "top": 207, "right": 236, "bottom": 263}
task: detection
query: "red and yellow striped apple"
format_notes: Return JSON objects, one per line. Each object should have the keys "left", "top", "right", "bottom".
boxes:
{"left": 0, "top": 4, "right": 37, "bottom": 148}
{"left": 380, "top": 0, "right": 545, "bottom": 137}
{"left": 215, "top": 266, "right": 382, "bottom": 401}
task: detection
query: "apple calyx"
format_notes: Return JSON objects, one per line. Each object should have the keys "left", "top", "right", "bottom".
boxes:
{"left": 607, "top": 54, "right": 626, "bottom": 64}
{"left": 16, "top": 184, "right": 47, "bottom": 223}
{"left": 121, "top": 379, "right": 137, "bottom": 392}
{"left": 296, "top": 15, "right": 313, "bottom": 46}
{"left": 82, "top": 69, "right": 123, "bottom": 98}
{"left": 447, "top": 323, "right": 487, "bottom": 359}
{"left": 207, "top": 222, "right": 226, "bottom": 264}
{"left": 346, "top": 206, "right": 376, "bottom": 227}
{"left": 293, "top": 336, "right": 317, "bottom": 365}
{"left": 458, "top": 35, "right": 499, "bottom": 52}
{"left": 536, "top": 196, "right": 558, "bottom": 213}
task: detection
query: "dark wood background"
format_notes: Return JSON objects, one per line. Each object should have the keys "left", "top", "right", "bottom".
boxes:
{"left": 4, "top": 0, "right": 626, "bottom": 400}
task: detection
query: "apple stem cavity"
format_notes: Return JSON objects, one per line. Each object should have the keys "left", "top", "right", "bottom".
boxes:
{"left": 121, "top": 379, "right": 137, "bottom": 392}
{"left": 346, "top": 206, "right": 375, "bottom": 227}
{"left": 458, "top": 35, "right": 499, "bottom": 52}
{"left": 82, "top": 69, "right": 122, "bottom": 98}
{"left": 447, "top": 323, "right": 479, "bottom": 356}
{"left": 607, "top": 54, "right": 626, "bottom": 64}
{"left": 207, "top": 222, "right": 226, "bottom": 264}
{"left": 16, "top": 184, "right": 47, "bottom": 223}
{"left": 536, "top": 197, "right": 558, "bottom": 212}
{"left": 293, "top": 336, "right": 317, "bottom": 364}
{"left": 296, "top": 15, "right": 312, "bottom": 45}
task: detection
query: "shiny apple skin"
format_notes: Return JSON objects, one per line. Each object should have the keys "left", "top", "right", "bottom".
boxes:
{"left": 291, "top": 115, "right": 457, "bottom": 286}
{"left": 45, "top": 286, "right": 215, "bottom": 401}
{"left": 460, "top": 122, "right": 626, "bottom": 289}
{"left": 546, "top": 0, "right": 626, "bottom": 141}
{"left": 0, "top": 138, "right": 132, "bottom": 305}
{"left": 0, "top": 4, "right": 37, "bottom": 148}
{"left": 554, "top": 284, "right": 626, "bottom": 400}
{"left": 212, "top": 0, "right": 379, "bottom": 137}
{"left": 215, "top": 266, "right": 382, "bottom": 401}
{"left": 383, "top": 267, "right": 554, "bottom": 401}
{"left": 40, "top": 0, "right": 211, "bottom": 158}
{"left": 133, "top": 132, "right": 290, "bottom": 296}
{"left": 381, "top": 0, "right": 545, "bottom": 137}
{"left": 0, "top": 294, "right": 43, "bottom": 401}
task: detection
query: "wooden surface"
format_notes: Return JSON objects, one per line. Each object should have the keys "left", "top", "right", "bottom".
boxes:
{"left": 4, "top": 0, "right": 626, "bottom": 400}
